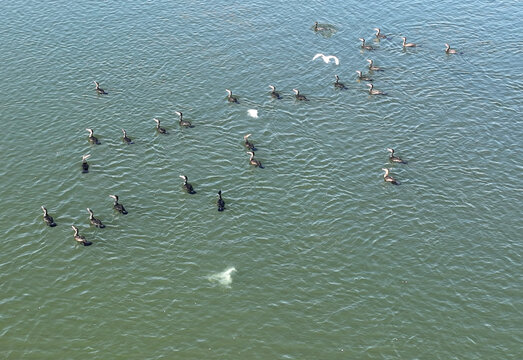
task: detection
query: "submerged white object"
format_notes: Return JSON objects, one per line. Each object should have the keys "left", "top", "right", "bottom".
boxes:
{"left": 247, "top": 109, "right": 258, "bottom": 118}
{"left": 208, "top": 267, "right": 236, "bottom": 287}
{"left": 312, "top": 53, "right": 339, "bottom": 65}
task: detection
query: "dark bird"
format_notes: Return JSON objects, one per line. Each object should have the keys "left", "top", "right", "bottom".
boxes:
{"left": 373, "top": 28, "right": 387, "bottom": 39}
{"left": 382, "top": 168, "right": 399, "bottom": 185}
{"left": 367, "top": 83, "right": 385, "bottom": 95}
{"left": 387, "top": 148, "right": 407, "bottom": 164}
{"left": 359, "top": 38, "right": 374, "bottom": 50}
{"left": 226, "top": 89, "right": 239, "bottom": 103}
{"left": 41, "top": 206, "right": 56, "bottom": 227}
{"left": 81, "top": 154, "right": 90, "bottom": 173}
{"left": 334, "top": 75, "right": 346, "bottom": 89}
{"left": 93, "top": 81, "right": 107, "bottom": 95}
{"left": 367, "top": 59, "right": 383, "bottom": 71}
{"left": 269, "top": 85, "right": 281, "bottom": 99}
{"left": 174, "top": 111, "right": 193, "bottom": 127}
{"left": 154, "top": 118, "right": 167, "bottom": 134}
{"left": 217, "top": 190, "right": 225, "bottom": 212}
{"left": 179, "top": 175, "right": 196, "bottom": 194}
{"left": 87, "top": 208, "right": 105, "bottom": 228}
{"left": 313, "top": 21, "right": 325, "bottom": 32}
{"left": 122, "top": 129, "right": 133, "bottom": 144}
{"left": 244, "top": 134, "right": 256, "bottom": 151}
{"left": 445, "top": 43, "right": 458, "bottom": 54}
{"left": 402, "top": 37, "right": 416, "bottom": 48}
{"left": 247, "top": 151, "right": 263, "bottom": 168}
{"left": 355, "top": 70, "right": 373, "bottom": 81}
{"left": 86, "top": 128, "right": 101, "bottom": 145}
{"left": 109, "top": 195, "right": 128, "bottom": 214}
{"left": 312, "top": 22, "right": 337, "bottom": 36}
{"left": 71, "top": 225, "right": 92, "bottom": 246}
{"left": 292, "top": 88, "right": 308, "bottom": 101}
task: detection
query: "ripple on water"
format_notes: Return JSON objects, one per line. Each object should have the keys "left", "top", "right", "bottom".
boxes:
{"left": 0, "top": 0, "right": 522, "bottom": 359}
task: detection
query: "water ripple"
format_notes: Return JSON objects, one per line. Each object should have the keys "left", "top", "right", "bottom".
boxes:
{"left": 1, "top": 1, "right": 522, "bottom": 359}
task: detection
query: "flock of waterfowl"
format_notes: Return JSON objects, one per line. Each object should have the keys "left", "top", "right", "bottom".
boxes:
{"left": 41, "top": 87, "right": 258, "bottom": 245}
{"left": 41, "top": 22, "right": 460, "bottom": 246}
{"left": 312, "top": 22, "right": 460, "bottom": 186}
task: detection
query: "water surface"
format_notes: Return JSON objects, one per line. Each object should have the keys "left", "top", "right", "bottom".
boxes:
{"left": 1, "top": 1, "right": 522, "bottom": 359}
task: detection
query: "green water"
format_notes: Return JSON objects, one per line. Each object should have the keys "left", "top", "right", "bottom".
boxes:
{"left": 1, "top": 1, "right": 521, "bottom": 359}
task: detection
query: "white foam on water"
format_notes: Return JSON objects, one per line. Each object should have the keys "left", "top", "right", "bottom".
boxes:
{"left": 247, "top": 109, "right": 258, "bottom": 118}
{"left": 208, "top": 267, "right": 236, "bottom": 287}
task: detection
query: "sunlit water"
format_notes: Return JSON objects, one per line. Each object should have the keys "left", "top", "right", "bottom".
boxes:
{"left": 1, "top": 1, "right": 521, "bottom": 359}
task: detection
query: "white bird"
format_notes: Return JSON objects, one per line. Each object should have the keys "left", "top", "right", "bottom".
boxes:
{"left": 312, "top": 53, "right": 339, "bottom": 65}
{"left": 247, "top": 109, "right": 258, "bottom": 118}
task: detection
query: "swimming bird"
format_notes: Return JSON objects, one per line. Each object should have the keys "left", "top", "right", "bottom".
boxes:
{"left": 313, "top": 22, "right": 325, "bottom": 32}
{"left": 445, "top": 43, "right": 458, "bottom": 54}
{"left": 247, "top": 151, "right": 263, "bottom": 168}
{"left": 373, "top": 28, "right": 386, "bottom": 39}
{"left": 87, "top": 208, "right": 105, "bottom": 228}
{"left": 402, "top": 37, "right": 416, "bottom": 48}
{"left": 179, "top": 175, "right": 196, "bottom": 194}
{"left": 86, "top": 128, "right": 100, "bottom": 145}
{"left": 71, "top": 225, "right": 92, "bottom": 246}
{"left": 109, "top": 195, "right": 128, "bottom": 214}
{"left": 367, "top": 83, "right": 385, "bottom": 95}
{"left": 93, "top": 81, "right": 107, "bottom": 95}
{"left": 247, "top": 109, "right": 258, "bottom": 118}
{"left": 382, "top": 168, "right": 399, "bottom": 185}
{"left": 359, "top": 38, "right": 374, "bottom": 50}
{"left": 367, "top": 59, "right": 382, "bottom": 71}
{"left": 244, "top": 134, "right": 256, "bottom": 151}
{"left": 226, "top": 89, "right": 239, "bottom": 103}
{"left": 312, "top": 53, "right": 339, "bottom": 65}
{"left": 355, "top": 70, "right": 373, "bottom": 81}
{"left": 153, "top": 118, "right": 167, "bottom": 134}
{"left": 334, "top": 75, "right": 346, "bottom": 89}
{"left": 81, "top": 154, "right": 91, "bottom": 173}
{"left": 387, "top": 148, "right": 407, "bottom": 164}
{"left": 269, "top": 85, "right": 281, "bottom": 99}
{"left": 175, "top": 111, "right": 193, "bottom": 127}
{"left": 122, "top": 129, "right": 133, "bottom": 144}
{"left": 41, "top": 206, "right": 56, "bottom": 227}
{"left": 292, "top": 88, "right": 308, "bottom": 101}
{"left": 217, "top": 190, "right": 225, "bottom": 212}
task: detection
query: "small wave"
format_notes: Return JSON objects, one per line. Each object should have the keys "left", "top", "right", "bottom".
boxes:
{"left": 208, "top": 267, "right": 236, "bottom": 287}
